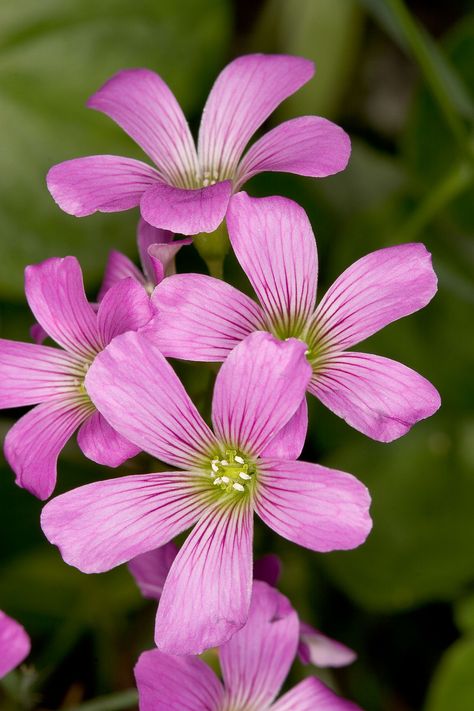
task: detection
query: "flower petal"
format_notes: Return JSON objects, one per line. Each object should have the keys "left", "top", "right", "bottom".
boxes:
{"left": 261, "top": 399, "right": 308, "bottom": 460}
{"left": 140, "top": 180, "right": 232, "bottom": 235}
{"left": 97, "top": 250, "right": 145, "bottom": 302}
{"left": 220, "top": 580, "right": 299, "bottom": 710}
{"left": 5, "top": 398, "right": 91, "bottom": 500}
{"left": 128, "top": 542, "right": 178, "bottom": 601}
{"left": 151, "top": 274, "right": 266, "bottom": 361}
{"left": 254, "top": 554, "right": 282, "bottom": 587}
{"left": 255, "top": 459, "right": 372, "bottom": 552}
{"left": 96, "top": 277, "right": 153, "bottom": 347}
{"left": 271, "top": 677, "right": 362, "bottom": 711}
{"left": 85, "top": 329, "right": 218, "bottom": 469}
{"left": 77, "top": 411, "right": 140, "bottom": 467}
{"left": 227, "top": 193, "right": 318, "bottom": 335}
{"left": 147, "top": 239, "right": 192, "bottom": 285}
{"left": 25, "top": 256, "right": 101, "bottom": 359}
{"left": 87, "top": 69, "right": 199, "bottom": 185}
{"left": 298, "top": 623, "right": 357, "bottom": 668}
{"left": 311, "top": 243, "right": 438, "bottom": 351}
{"left": 310, "top": 352, "right": 441, "bottom": 442}
{"left": 47, "top": 155, "right": 160, "bottom": 217}
{"left": 134, "top": 649, "right": 224, "bottom": 711}
{"left": 212, "top": 332, "right": 311, "bottom": 456}
{"left": 137, "top": 217, "right": 174, "bottom": 283}
{"left": 198, "top": 54, "right": 314, "bottom": 178}
{"left": 41, "top": 472, "right": 213, "bottom": 573}
{"left": 155, "top": 500, "right": 253, "bottom": 654}
{"left": 235, "top": 116, "right": 351, "bottom": 189}
{"left": 0, "top": 611, "right": 31, "bottom": 679}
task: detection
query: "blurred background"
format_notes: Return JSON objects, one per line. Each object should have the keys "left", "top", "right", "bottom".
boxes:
{"left": 0, "top": 1, "right": 473, "bottom": 709}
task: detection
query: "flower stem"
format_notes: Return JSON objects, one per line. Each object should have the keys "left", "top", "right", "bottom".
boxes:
{"left": 193, "top": 222, "right": 230, "bottom": 279}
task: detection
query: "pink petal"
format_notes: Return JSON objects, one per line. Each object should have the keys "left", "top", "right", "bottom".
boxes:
{"left": 255, "top": 459, "right": 372, "bottom": 552}
{"left": 85, "top": 329, "right": 218, "bottom": 469}
{"left": 140, "top": 180, "right": 232, "bottom": 235}
{"left": 227, "top": 193, "right": 318, "bottom": 335}
{"left": 261, "top": 399, "right": 308, "bottom": 460}
{"left": 197, "top": 54, "right": 314, "bottom": 179}
{"left": 254, "top": 554, "right": 282, "bottom": 587}
{"left": 147, "top": 239, "right": 192, "bottom": 285}
{"left": 47, "top": 155, "right": 160, "bottom": 217}
{"left": 96, "top": 277, "right": 153, "bottom": 347}
{"left": 128, "top": 542, "right": 178, "bottom": 600}
{"left": 77, "top": 411, "right": 140, "bottom": 467}
{"left": 5, "top": 397, "right": 91, "bottom": 500}
{"left": 298, "top": 622, "right": 357, "bottom": 668}
{"left": 220, "top": 580, "right": 299, "bottom": 710}
{"left": 151, "top": 274, "right": 266, "bottom": 361}
{"left": 0, "top": 340, "right": 81, "bottom": 407}
{"left": 134, "top": 649, "right": 224, "bottom": 711}
{"left": 97, "top": 250, "right": 146, "bottom": 302}
{"left": 87, "top": 69, "right": 199, "bottom": 185}
{"left": 310, "top": 352, "right": 441, "bottom": 442}
{"left": 311, "top": 243, "right": 438, "bottom": 351}
{"left": 235, "top": 116, "right": 351, "bottom": 189}
{"left": 41, "top": 472, "right": 213, "bottom": 573}
{"left": 271, "top": 677, "right": 362, "bottom": 711}
{"left": 211, "top": 332, "right": 311, "bottom": 456}
{"left": 0, "top": 611, "right": 31, "bottom": 679}
{"left": 155, "top": 500, "right": 253, "bottom": 654}
{"left": 137, "top": 217, "right": 174, "bottom": 283}
{"left": 25, "top": 256, "right": 100, "bottom": 359}
{"left": 30, "top": 323, "right": 47, "bottom": 344}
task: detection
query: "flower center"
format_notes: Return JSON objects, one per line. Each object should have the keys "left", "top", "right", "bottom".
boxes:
{"left": 210, "top": 449, "right": 254, "bottom": 494}
{"left": 196, "top": 169, "right": 220, "bottom": 188}
{"left": 72, "top": 360, "right": 91, "bottom": 393}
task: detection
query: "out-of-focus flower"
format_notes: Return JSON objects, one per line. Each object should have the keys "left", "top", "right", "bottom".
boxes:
{"left": 0, "top": 610, "right": 30, "bottom": 679}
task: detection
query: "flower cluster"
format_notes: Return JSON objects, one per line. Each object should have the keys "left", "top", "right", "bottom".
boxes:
{"left": 0, "top": 53, "right": 440, "bottom": 708}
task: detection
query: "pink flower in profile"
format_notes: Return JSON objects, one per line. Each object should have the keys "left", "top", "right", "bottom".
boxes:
{"left": 41, "top": 331, "right": 371, "bottom": 655}
{"left": 0, "top": 611, "right": 30, "bottom": 679}
{"left": 153, "top": 192, "right": 441, "bottom": 442}
{"left": 46, "top": 54, "right": 351, "bottom": 235}
{"left": 0, "top": 257, "right": 153, "bottom": 499}
{"left": 134, "top": 580, "right": 362, "bottom": 711}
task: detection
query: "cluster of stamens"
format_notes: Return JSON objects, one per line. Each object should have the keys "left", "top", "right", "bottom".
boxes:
{"left": 196, "top": 169, "right": 220, "bottom": 187}
{"left": 210, "top": 450, "right": 254, "bottom": 494}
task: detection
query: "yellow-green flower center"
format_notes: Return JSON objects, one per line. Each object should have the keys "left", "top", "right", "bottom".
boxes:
{"left": 210, "top": 449, "right": 254, "bottom": 494}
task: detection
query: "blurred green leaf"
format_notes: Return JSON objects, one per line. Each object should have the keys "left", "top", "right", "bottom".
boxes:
{"left": 454, "top": 593, "right": 474, "bottom": 635}
{"left": 425, "top": 638, "right": 474, "bottom": 711}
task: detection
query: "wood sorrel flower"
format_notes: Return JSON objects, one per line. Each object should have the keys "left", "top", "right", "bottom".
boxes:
{"left": 46, "top": 54, "right": 350, "bottom": 235}
{"left": 0, "top": 257, "right": 153, "bottom": 499}
{"left": 134, "top": 580, "right": 362, "bottom": 711}
{"left": 0, "top": 610, "right": 30, "bottom": 679}
{"left": 153, "top": 192, "right": 441, "bottom": 443}
{"left": 41, "top": 331, "right": 371, "bottom": 655}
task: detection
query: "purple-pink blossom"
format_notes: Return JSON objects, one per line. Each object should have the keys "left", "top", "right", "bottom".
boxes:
{"left": 46, "top": 54, "right": 351, "bottom": 235}
{"left": 0, "top": 256, "right": 153, "bottom": 499}
{"left": 134, "top": 580, "right": 362, "bottom": 711}
{"left": 152, "top": 192, "right": 441, "bottom": 442}
{"left": 0, "top": 610, "right": 30, "bottom": 679}
{"left": 41, "top": 331, "right": 371, "bottom": 655}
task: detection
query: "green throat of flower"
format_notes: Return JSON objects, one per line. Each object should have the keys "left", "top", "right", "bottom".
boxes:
{"left": 210, "top": 449, "right": 255, "bottom": 494}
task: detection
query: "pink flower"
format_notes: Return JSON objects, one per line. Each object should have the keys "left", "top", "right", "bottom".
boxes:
{"left": 46, "top": 54, "right": 351, "bottom": 235}
{"left": 0, "top": 610, "right": 30, "bottom": 679}
{"left": 153, "top": 192, "right": 441, "bottom": 442}
{"left": 0, "top": 256, "right": 153, "bottom": 499}
{"left": 134, "top": 580, "right": 362, "bottom": 711}
{"left": 41, "top": 331, "right": 371, "bottom": 655}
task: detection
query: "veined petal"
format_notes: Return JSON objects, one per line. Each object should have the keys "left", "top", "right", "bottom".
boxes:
{"left": 235, "top": 116, "right": 351, "bottom": 189}
{"left": 147, "top": 239, "right": 192, "bottom": 285}
{"left": 220, "top": 581, "right": 299, "bottom": 710}
{"left": 140, "top": 180, "right": 232, "bottom": 235}
{"left": 41, "top": 472, "right": 213, "bottom": 573}
{"left": 47, "top": 155, "right": 160, "bottom": 217}
{"left": 311, "top": 244, "right": 438, "bottom": 351}
{"left": 227, "top": 193, "right": 318, "bottom": 336}
{"left": 255, "top": 459, "right": 372, "bottom": 552}
{"left": 212, "top": 332, "right": 311, "bottom": 457}
{"left": 151, "top": 274, "right": 266, "bottom": 361}
{"left": 261, "top": 399, "right": 308, "bottom": 460}
{"left": 0, "top": 611, "right": 30, "bottom": 679}
{"left": 128, "top": 542, "right": 178, "bottom": 600}
{"left": 155, "top": 499, "right": 253, "bottom": 655}
{"left": 298, "top": 623, "right": 357, "bottom": 668}
{"left": 197, "top": 54, "right": 314, "bottom": 179}
{"left": 85, "top": 329, "right": 218, "bottom": 469}
{"left": 97, "top": 250, "right": 146, "bottom": 302}
{"left": 25, "top": 256, "right": 100, "bottom": 359}
{"left": 254, "top": 554, "right": 282, "bottom": 588}
{"left": 271, "top": 677, "right": 362, "bottom": 711}
{"left": 137, "top": 217, "right": 174, "bottom": 283}
{"left": 96, "top": 277, "right": 154, "bottom": 347}
{"left": 77, "top": 411, "right": 140, "bottom": 467}
{"left": 87, "top": 69, "right": 199, "bottom": 186}
{"left": 135, "top": 649, "right": 224, "bottom": 711}
{"left": 5, "top": 397, "right": 92, "bottom": 500}
{"left": 0, "top": 340, "right": 81, "bottom": 407}
{"left": 310, "top": 352, "right": 441, "bottom": 442}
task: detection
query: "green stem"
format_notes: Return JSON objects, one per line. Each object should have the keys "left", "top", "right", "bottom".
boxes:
{"left": 65, "top": 689, "right": 138, "bottom": 711}
{"left": 193, "top": 222, "right": 230, "bottom": 279}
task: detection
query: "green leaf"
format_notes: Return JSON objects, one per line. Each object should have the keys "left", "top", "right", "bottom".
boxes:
{"left": 425, "top": 638, "right": 474, "bottom": 711}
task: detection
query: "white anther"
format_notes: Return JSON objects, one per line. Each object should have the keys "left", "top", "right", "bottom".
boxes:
{"left": 211, "top": 459, "right": 219, "bottom": 473}
{"left": 233, "top": 483, "right": 245, "bottom": 492}
{"left": 221, "top": 476, "right": 230, "bottom": 484}
{"left": 203, "top": 178, "right": 210, "bottom": 187}
{"left": 220, "top": 460, "right": 229, "bottom": 466}
{"left": 210, "top": 180, "right": 216, "bottom": 185}
{"left": 239, "top": 472, "right": 251, "bottom": 480}
{"left": 234, "top": 455, "right": 244, "bottom": 464}
{"left": 213, "top": 478, "right": 222, "bottom": 485}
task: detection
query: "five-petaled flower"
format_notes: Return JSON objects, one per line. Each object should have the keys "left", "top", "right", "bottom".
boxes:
{"left": 46, "top": 54, "right": 350, "bottom": 235}
{"left": 152, "top": 192, "right": 441, "bottom": 443}
{"left": 0, "top": 256, "right": 153, "bottom": 499}
{"left": 41, "top": 331, "right": 371, "bottom": 655}
{"left": 0, "top": 610, "right": 30, "bottom": 679}
{"left": 134, "top": 580, "right": 362, "bottom": 711}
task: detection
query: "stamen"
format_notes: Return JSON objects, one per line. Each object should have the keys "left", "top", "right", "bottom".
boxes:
{"left": 239, "top": 472, "right": 251, "bottom": 480}
{"left": 208, "top": 450, "right": 255, "bottom": 494}
{"left": 233, "top": 483, "right": 245, "bottom": 492}
{"left": 234, "top": 455, "right": 244, "bottom": 464}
